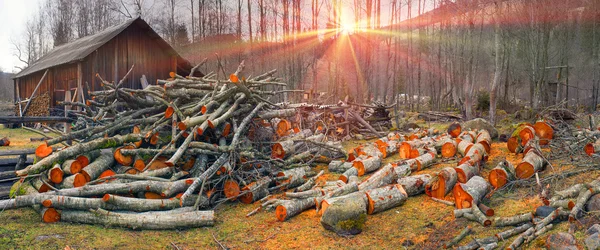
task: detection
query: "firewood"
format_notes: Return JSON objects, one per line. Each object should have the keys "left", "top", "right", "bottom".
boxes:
{"left": 295, "top": 170, "right": 324, "bottom": 192}
{"left": 426, "top": 167, "right": 457, "bottom": 199}
{"left": 458, "top": 143, "right": 486, "bottom": 166}
{"left": 391, "top": 163, "right": 411, "bottom": 179}
{"left": 364, "top": 184, "right": 407, "bottom": 214}
{"left": 352, "top": 156, "right": 382, "bottom": 176}
{"left": 79, "top": 152, "right": 115, "bottom": 182}
{"left": 439, "top": 138, "right": 458, "bottom": 158}
{"left": 493, "top": 212, "right": 534, "bottom": 227}
{"left": 533, "top": 121, "right": 554, "bottom": 145}
{"left": 448, "top": 123, "right": 462, "bottom": 138}
{"left": 470, "top": 205, "right": 492, "bottom": 226}
{"left": 320, "top": 192, "right": 368, "bottom": 235}
{"left": 48, "top": 164, "right": 64, "bottom": 184}
{"left": 339, "top": 167, "right": 358, "bottom": 183}
{"left": 585, "top": 138, "right": 600, "bottom": 156}
{"left": 549, "top": 199, "right": 575, "bottom": 210}
{"left": 102, "top": 194, "right": 207, "bottom": 212}
{"left": 453, "top": 176, "right": 490, "bottom": 209}
{"left": 398, "top": 174, "right": 431, "bottom": 196}
{"left": 60, "top": 208, "right": 214, "bottom": 229}
{"left": 488, "top": 160, "right": 516, "bottom": 189}
{"left": 275, "top": 197, "right": 315, "bottom": 221}
{"left": 18, "top": 134, "right": 143, "bottom": 176}
{"left": 456, "top": 139, "right": 473, "bottom": 156}
{"left": 477, "top": 203, "right": 494, "bottom": 216}
{"left": 454, "top": 162, "right": 480, "bottom": 184}
{"left": 569, "top": 185, "right": 600, "bottom": 222}
{"left": 328, "top": 160, "right": 351, "bottom": 173}
{"left": 515, "top": 146, "right": 546, "bottom": 179}
{"left": 495, "top": 222, "right": 533, "bottom": 240}
{"left": 75, "top": 150, "right": 101, "bottom": 167}
{"left": 61, "top": 159, "right": 84, "bottom": 175}
{"left": 358, "top": 164, "right": 395, "bottom": 191}
{"left": 276, "top": 166, "right": 309, "bottom": 189}
{"left": 240, "top": 177, "right": 270, "bottom": 204}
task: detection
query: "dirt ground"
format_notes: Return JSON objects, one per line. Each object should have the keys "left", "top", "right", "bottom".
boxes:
{"left": 0, "top": 125, "right": 598, "bottom": 249}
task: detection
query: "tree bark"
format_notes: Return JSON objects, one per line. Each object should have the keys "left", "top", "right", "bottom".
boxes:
{"left": 426, "top": 167, "right": 457, "bottom": 198}
{"left": 17, "top": 134, "right": 142, "bottom": 176}
{"left": 453, "top": 176, "right": 490, "bottom": 209}
{"left": 275, "top": 197, "right": 315, "bottom": 221}
{"left": 365, "top": 184, "right": 407, "bottom": 214}
{"left": 398, "top": 174, "right": 431, "bottom": 196}
{"left": 488, "top": 160, "right": 516, "bottom": 189}
{"left": 60, "top": 208, "right": 214, "bottom": 229}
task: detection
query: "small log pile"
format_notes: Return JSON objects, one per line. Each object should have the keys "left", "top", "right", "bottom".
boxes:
{"left": 14, "top": 92, "right": 51, "bottom": 117}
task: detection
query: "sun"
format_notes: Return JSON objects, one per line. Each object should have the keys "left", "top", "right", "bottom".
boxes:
{"left": 340, "top": 21, "right": 355, "bottom": 34}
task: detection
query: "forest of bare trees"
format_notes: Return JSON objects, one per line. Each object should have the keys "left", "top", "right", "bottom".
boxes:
{"left": 11, "top": 0, "right": 600, "bottom": 122}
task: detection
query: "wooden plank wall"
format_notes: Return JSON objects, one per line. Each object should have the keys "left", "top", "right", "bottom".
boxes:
{"left": 16, "top": 24, "right": 190, "bottom": 108}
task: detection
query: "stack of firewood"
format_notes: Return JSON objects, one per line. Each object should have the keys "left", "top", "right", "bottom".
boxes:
{"left": 14, "top": 92, "right": 50, "bottom": 117}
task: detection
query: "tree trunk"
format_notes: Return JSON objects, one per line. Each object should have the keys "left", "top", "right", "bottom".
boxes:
{"left": 358, "top": 164, "right": 394, "bottom": 191}
{"left": 239, "top": 177, "right": 270, "bottom": 204}
{"left": 515, "top": 147, "right": 545, "bottom": 179}
{"left": 17, "top": 134, "right": 142, "bottom": 176}
{"left": 489, "top": 3, "right": 502, "bottom": 125}
{"left": 398, "top": 174, "right": 431, "bottom": 196}
{"left": 453, "top": 176, "right": 491, "bottom": 209}
{"left": 488, "top": 160, "right": 516, "bottom": 189}
{"left": 454, "top": 162, "right": 479, "bottom": 184}
{"left": 320, "top": 192, "right": 368, "bottom": 235}
{"left": 60, "top": 208, "right": 214, "bottom": 229}
{"left": 365, "top": 184, "right": 407, "bottom": 214}
{"left": 275, "top": 197, "right": 315, "bottom": 221}
{"left": 426, "top": 167, "right": 457, "bottom": 198}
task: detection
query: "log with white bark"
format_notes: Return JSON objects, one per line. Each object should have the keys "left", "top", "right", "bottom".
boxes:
{"left": 453, "top": 176, "right": 490, "bottom": 209}
{"left": 426, "top": 167, "right": 457, "bottom": 199}
{"left": 275, "top": 197, "right": 315, "bottom": 221}
{"left": 515, "top": 147, "right": 546, "bottom": 179}
{"left": 352, "top": 156, "right": 381, "bottom": 176}
{"left": 60, "top": 208, "right": 214, "bottom": 229}
{"left": 398, "top": 174, "right": 431, "bottom": 196}
{"left": 358, "top": 163, "right": 395, "bottom": 191}
{"left": 454, "top": 162, "right": 480, "bottom": 184}
{"left": 17, "top": 134, "right": 142, "bottom": 176}
{"left": 488, "top": 160, "right": 516, "bottom": 189}
{"left": 240, "top": 177, "right": 270, "bottom": 204}
{"left": 364, "top": 184, "right": 408, "bottom": 214}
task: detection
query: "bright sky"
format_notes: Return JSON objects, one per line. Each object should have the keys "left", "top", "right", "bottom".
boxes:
{"left": 0, "top": 0, "right": 42, "bottom": 73}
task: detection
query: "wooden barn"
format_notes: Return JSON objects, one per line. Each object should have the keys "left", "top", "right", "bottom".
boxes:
{"left": 13, "top": 17, "right": 195, "bottom": 109}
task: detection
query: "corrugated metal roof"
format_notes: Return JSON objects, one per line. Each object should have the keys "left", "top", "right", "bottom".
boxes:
{"left": 15, "top": 17, "right": 190, "bottom": 78}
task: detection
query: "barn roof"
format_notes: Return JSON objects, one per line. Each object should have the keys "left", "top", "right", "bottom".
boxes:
{"left": 15, "top": 17, "right": 191, "bottom": 78}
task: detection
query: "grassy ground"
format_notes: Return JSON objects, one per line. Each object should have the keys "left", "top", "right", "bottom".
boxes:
{"left": 0, "top": 123, "right": 598, "bottom": 249}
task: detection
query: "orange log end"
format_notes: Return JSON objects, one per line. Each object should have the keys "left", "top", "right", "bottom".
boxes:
{"left": 448, "top": 123, "right": 462, "bottom": 138}
{"left": 398, "top": 142, "right": 411, "bottom": 159}
{"left": 224, "top": 179, "right": 241, "bottom": 200}
{"left": 165, "top": 106, "right": 174, "bottom": 119}
{"left": 275, "top": 205, "right": 287, "bottom": 222}
{"left": 441, "top": 142, "right": 457, "bottom": 158}
{"left": 507, "top": 137, "right": 519, "bottom": 153}
{"left": 352, "top": 161, "right": 366, "bottom": 176}
{"left": 222, "top": 123, "right": 232, "bottom": 137}
{"left": 114, "top": 145, "right": 135, "bottom": 166}
{"left": 133, "top": 159, "right": 146, "bottom": 172}
{"left": 271, "top": 143, "right": 285, "bottom": 159}
{"left": 41, "top": 199, "right": 53, "bottom": 208}
{"left": 68, "top": 160, "right": 84, "bottom": 174}
{"left": 75, "top": 155, "right": 90, "bottom": 167}
{"left": 42, "top": 208, "right": 61, "bottom": 223}
{"left": 515, "top": 162, "right": 535, "bottom": 179}
{"left": 534, "top": 121, "right": 554, "bottom": 145}
{"left": 35, "top": 143, "right": 53, "bottom": 158}
{"left": 49, "top": 167, "right": 64, "bottom": 184}
{"left": 145, "top": 192, "right": 163, "bottom": 199}
{"left": 488, "top": 169, "right": 508, "bottom": 189}
{"left": 584, "top": 143, "right": 596, "bottom": 156}
{"left": 99, "top": 170, "right": 116, "bottom": 179}
{"left": 73, "top": 173, "right": 88, "bottom": 187}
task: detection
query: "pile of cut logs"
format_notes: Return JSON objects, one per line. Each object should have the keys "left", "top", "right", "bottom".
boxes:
{"left": 14, "top": 92, "right": 51, "bottom": 117}
{"left": 0, "top": 62, "right": 354, "bottom": 229}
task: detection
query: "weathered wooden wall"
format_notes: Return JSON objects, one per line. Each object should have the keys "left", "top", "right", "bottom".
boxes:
{"left": 15, "top": 24, "right": 185, "bottom": 107}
